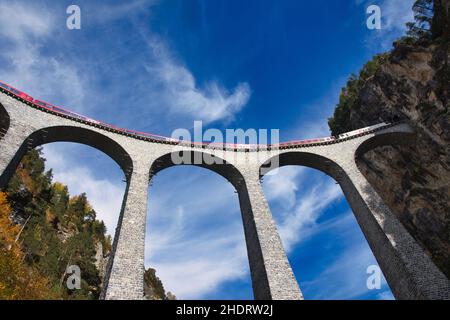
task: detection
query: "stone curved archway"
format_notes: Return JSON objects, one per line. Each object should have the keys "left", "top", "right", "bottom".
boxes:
{"left": 149, "top": 150, "right": 244, "bottom": 189}
{"left": 354, "top": 129, "right": 416, "bottom": 158}
{"left": 137, "top": 149, "right": 303, "bottom": 300}
{"left": 148, "top": 150, "right": 271, "bottom": 299}
{"left": 260, "top": 151, "right": 346, "bottom": 181}
{"left": 0, "top": 125, "right": 133, "bottom": 188}
{"left": 259, "top": 151, "right": 384, "bottom": 298}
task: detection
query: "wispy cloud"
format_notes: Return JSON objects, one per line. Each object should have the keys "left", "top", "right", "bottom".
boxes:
{"left": 0, "top": 2, "right": 86, "bottom": 110}
{"left": 0, "top": 2, "right": 53, "bottom": 41}
{"left": 263, "top": 166, "right": 305, "bottom": 209}
{"left": 94, "top": 0, "right": 158, "bottom": 23}
{"left": 359, "top": 0, "right": 415, "bottom": 50}
{"left": 88, "top": 0, "right": 251, "bottom": 126}
{"left": 143, "top": 35, "right": 251, "bottom": 124}
{"left": 263, "top": 168, "right": 343, "bottom": 252}
{"left": 301, "top": 240, "right": 392, "bottom": 300}
{"left": 0, "top": 0, "right": 250, "bottom": 128}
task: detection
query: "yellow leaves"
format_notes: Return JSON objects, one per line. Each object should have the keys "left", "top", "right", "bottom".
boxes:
{"left": 0, "top": 192, "right": 60, "bottom": 300}
{"left": 0, "top": 192, "right": 20, "bottom": 247}
{"left": 45, "top": 208, "right": 57, "bottom": 225}
{"left": 52, "top": 182, "right": 66, "bottom": 193}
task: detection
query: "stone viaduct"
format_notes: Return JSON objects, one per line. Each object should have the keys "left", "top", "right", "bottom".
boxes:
{"left": 0, "top": 90, "right": 449, "bottom": 300}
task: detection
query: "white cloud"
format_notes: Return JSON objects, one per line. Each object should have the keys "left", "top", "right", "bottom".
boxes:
{"left": 144, "top": 36, "right": 251, "bottom": 124}
{"left": 144, "top": 166, "right": 346, "bottom": 299}
{"left": 94, "top": 0, "right": 157, "bottom": 23}
{"left": 263, "top": 166, "right": 305, "bottom": 209}
{"left": 277, "top": 179, "right": 343, "bottom": 252}
{"left": 150, "top": 233, "right": 249, "bottom": 298}
{"left": 0, "top": 1, "right": 250, "bottom": 128}
{"left": 381, "top": 0, "right": 415, "bottom": 35}
{"left": 262, "top": 166, "right": 344, "bottom": 252}
{"left": 360, "top": 0, "right": 415, "bottom": 50}
{"left": 0, "top": 2, "right": 53, "bottom": 42}
{"left": 0, "top": 2, "right": 86, "bottom": 111}
{"left": 295, "top": 210, "right": 395, "bottom": 300}
{"left": 301, "top": 241, "right": 391, "bottom": 300}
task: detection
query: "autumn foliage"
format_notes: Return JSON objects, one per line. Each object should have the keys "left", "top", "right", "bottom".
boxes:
{"left": 0, "top": 192, "right": 58, "bottom": 299}
{"left": 1, "top": 148, "right": 112, "bottom": 299}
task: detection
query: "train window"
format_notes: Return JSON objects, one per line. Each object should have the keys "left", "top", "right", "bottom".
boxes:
{"left": 58, "top": 109, "right": 70, "bottom": 115}
{"left": 0, "top": 83, "right": 9, "bottom": 89}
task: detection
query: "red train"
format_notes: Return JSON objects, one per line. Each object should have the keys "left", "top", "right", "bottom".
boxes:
{"left": 0, "top": 80, "right": 390, "bottom": 149}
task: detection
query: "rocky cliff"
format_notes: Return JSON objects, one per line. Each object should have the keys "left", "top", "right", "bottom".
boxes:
{"left": 328, "top": 0, "right": 449, "bottom": 278}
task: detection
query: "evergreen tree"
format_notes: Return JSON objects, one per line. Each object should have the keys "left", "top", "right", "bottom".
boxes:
{"left": 406, "top": 0, "right": 434, "bottom": 39}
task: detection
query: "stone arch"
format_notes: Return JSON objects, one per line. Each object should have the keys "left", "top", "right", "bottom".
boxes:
{"left": 354, "top": 129, "right": 416, "bottom": 159}
{"left": 0, "top": 103, "right": 10, "bottom": 141}
{"left": 0, "top": 125, "right": 133, "bottom": 189}
{"left": 260, "top": 151, "right": 347, "bottom": 182}
{"left": 149, "top": 150, "right": 244, "bottom": 189}
{"left": 148, "top": 150, "right": 277, "bottom": 299}
{"left": 258, "top": 151, "right": 388, "bottom": 296}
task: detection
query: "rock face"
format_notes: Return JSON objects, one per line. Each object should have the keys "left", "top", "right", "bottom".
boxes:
{"left": 94, "top": 242, "right": 109, "bottom": 286}
{"left": 330, "top": 39, "right": 450, "bottom": 278}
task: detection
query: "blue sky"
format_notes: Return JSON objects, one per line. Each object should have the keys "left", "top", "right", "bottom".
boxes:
{"left": 0, "top": 0, "right": 416, "bottom": 299}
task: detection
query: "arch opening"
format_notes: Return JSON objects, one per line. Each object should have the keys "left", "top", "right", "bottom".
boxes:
{"left": 355, "top": 130, "right": 416, "bottom": 158}
{"left": 0, "top": 125, "right": 133, "bottom": 189}
{"left": 1, "top": 141, "right": 127, "bottom": 299}
{"left": 260, "top": 152, "right": 394, "bottom": 299}
{"left": 150, "top": 151, "right": 244, "bottom": 190}
{"left": 145, "top": 157, "right": 254, "bottom": 299}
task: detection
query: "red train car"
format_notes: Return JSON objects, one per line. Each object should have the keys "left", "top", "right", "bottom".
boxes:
{"left": 0, "top": 80, "right": 33, "bottom": 102}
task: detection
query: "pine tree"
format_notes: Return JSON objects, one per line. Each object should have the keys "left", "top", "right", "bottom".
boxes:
{"left": 406, "top": 0, "right": 434, "bottom": 39}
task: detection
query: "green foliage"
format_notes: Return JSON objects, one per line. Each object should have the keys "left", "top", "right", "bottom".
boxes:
{"left": 143, "top": 267, "right": 176, "bottom": 300}
{"left": 4, "top": 148, "right": 111, "bottom": 299}
{"left": 144, "top": 268, "right": 165, "bottom": 299}
{"left": 328, "top": 54, "right": 388, "bottom": 135}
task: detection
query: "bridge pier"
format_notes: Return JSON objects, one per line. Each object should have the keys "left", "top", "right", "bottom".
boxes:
{"left": 0, "top": 125, "right": 34, "bottom": 189}
{"left": 238, "top": 169, "right": 303, "bottom": 300}
{"left": 338, "top": 159, "right": 450, "bottom": 300}
{"left": 102, "top": 163, "right": 150, "bottom": 300}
